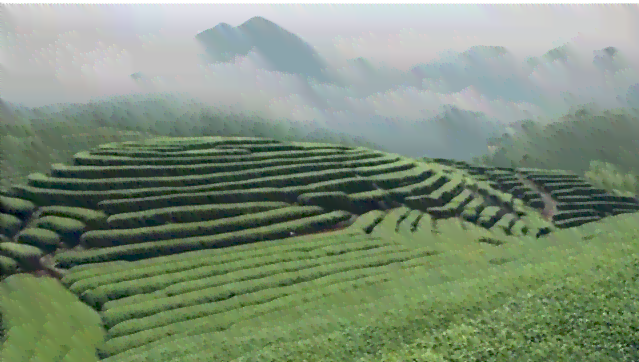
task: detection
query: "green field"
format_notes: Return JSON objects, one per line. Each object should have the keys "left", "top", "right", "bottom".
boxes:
{"left": 1, "top": 135, "right": 638, "bottom": 362}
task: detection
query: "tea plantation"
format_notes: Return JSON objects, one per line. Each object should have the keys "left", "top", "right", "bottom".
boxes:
{"left": 1, "top": 136, "right": 638, "bottom": 361}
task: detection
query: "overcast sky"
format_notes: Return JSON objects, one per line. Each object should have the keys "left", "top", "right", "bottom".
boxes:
{"left": 4, "top": 4, "right": 639, "bottom": 127}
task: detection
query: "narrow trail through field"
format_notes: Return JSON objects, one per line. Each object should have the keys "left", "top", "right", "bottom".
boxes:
{"left": 515, "top": 173, "right": 558, "bottom": 222}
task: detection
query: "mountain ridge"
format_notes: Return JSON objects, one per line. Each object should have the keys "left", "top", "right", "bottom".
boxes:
{"left": 195, "top": 16, "right": 330, "bottom": 83}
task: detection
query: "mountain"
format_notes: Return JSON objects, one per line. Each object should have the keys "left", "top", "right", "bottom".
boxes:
{"left": 593, "top": 46, "right": 628, "bottom": 73}
{"left": 627, "top": 84, "right": 639, "bottom": 107}
{"left": 330, "top": 105, "right": 507, "bottom": 161}
{"left": 410, "top": 46, "right": 510, "bottom": 81}
{"left": 195, "top": 16, "right": 330, "bottom": 83}
{"left": 413, "top": 105, "right": 506, "bottom": 161}
{"left": 332, "top": 57, "right": 420, "bottom": 98}
{"left": 408, "top": 46, "right": 538, "bottom": 104}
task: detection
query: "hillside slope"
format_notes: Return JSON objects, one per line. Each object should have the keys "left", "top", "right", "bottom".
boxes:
{"left": 1, "top": 136, "right": 638, "bottom": 361}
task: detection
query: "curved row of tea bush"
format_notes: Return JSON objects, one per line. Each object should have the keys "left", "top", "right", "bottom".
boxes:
{"left": 2, "top": 136, "right": 632, "bottom": 284}
{"left": 2, "top": 135, "right": 638, "bottom": 361}
{"left": 423, "top": 157, "right": 639, "bottom": 229}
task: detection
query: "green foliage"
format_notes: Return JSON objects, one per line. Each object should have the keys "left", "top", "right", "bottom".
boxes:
{"left": 97, "top": 214, "right": 639, "bottom": 362}
{"left": 585, "top": 160, "right": 639, "bottom": 194}
{"left": 479, "top": 107, "right": 639, "bottom": 177}
{"left": 376, "top": 253, "right": 639, "bottom": 362}
{"left": 3, "top": 102, "right": 639, "bottom": 362}
{"left": 0, "top": 274, "right": 106, "bottom": 362}
{"left": 2, "top": 94, "right": 386, "bottom": 188}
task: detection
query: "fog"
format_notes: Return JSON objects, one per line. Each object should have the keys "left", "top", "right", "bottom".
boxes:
{"left": 4, "top": 4, "right": 639, "bottom": 159}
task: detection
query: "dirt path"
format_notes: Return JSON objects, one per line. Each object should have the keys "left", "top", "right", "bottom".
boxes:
{"left": 515, "top": 173, "right": 557, "bottom": 222}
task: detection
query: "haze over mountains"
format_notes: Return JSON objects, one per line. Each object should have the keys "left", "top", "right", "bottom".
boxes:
{"left": 128, "top": 16, "right": 639, "bottom": 160}
{"left": 195, "top": 17, "right": 331, "bottom": 83}
{"left": 5, "top": 8, "right": 639, "bottom": 160}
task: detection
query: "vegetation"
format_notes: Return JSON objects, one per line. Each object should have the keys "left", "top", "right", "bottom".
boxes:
{"left": 0, "top": 274, "right": 106, "bottom": 362}
{"left": 1, "top": 95, "right": 639, "bottom": 361}
{"left": 585, "top": 160, "right": 638, "bottom": 196}
{"left": 1, "top": 94, "right": 385, "bottom": 188}
{"left": 475, "top": 106, "right": 639, "bottom": 177}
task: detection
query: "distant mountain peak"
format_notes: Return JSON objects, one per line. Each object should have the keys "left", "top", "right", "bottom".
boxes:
{"left": 349, "top": 57, "right": 369, "bottom": 63}
{"left": 410, "top": 45, "right": 510, "bottom": 76}
{"left": 594, "top": 46, "right": 620, "bottom": 60}
{"left": 603, "top": 46, "right": 618, "bottom": 57}
{"left": 241, "top": 16, "right": 277, "bottom": 26}
{"left": 464, "top": 45, "right": 508, "bottom": 57}
{"left": 593, "top": 46, "right": 629, "bottom": 73}
{"left": 541, "top": 44, "right": 573, "bottom": 62}
{"left": 347, "top": 57, "right": 375, "bottom": 71}
{"left": 195, "top": 17, "right": 329, "bottom": 82}
{"left": 216, "top": 22, "right": 232, "bottom": 28}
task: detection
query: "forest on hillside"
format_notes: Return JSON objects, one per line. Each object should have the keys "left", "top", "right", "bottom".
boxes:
{"left": 0, "top": 94, "right": 386, "bottom": 187}
{"left": 474, "top": 106, "right": 639, "bottom": 194}
{"left": 3, "top": 93, "right": 639, "bottom": 196}
{"left": 1, "top": 94, "right": 384, "bottom": 150}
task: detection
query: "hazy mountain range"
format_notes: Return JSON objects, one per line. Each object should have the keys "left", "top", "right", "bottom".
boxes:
{"left": 195, "top": 17, "right": 331, "bottom": 84}
{"left": 5, "top": 13, "right": 638, "bottom": 161}
{"left": 130, "top": 16, "right": 637, "bottom": 159}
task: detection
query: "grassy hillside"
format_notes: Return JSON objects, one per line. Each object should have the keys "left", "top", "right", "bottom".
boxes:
{"left": 1, "top": 94, "right": 386, "bottom": 188}
{"left": 1, "top": 134, "right": 638, "bottom": 361}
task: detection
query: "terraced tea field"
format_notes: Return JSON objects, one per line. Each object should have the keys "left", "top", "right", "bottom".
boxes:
{"left": 1, "top": 136, "right": 638, "bottom": 361}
